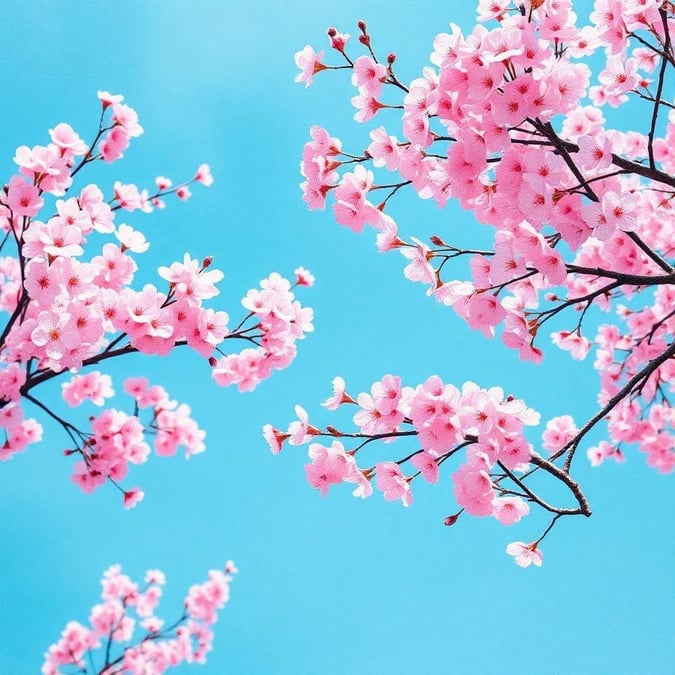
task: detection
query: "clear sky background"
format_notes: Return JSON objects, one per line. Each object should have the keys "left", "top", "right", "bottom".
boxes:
{"left": 0, "top": 1, "right": 673, "bottom": 673}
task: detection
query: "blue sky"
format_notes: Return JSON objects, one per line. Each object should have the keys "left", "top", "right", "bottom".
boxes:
{"left": 0, "top": 1, "right": 673, "bottom": 673}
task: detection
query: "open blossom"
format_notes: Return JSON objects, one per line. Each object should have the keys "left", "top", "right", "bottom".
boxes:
{"left": 123, "top": 487, "right": 144, "bottom": 509}
{"left": 295, "top": 45, "right": 326, "bottom": 87}
{"left": 62, "top": 372, "right": 114, "bottom": 407}
{"left": 321, "top": 376, "right": 355, "bottom": 410}
{"left": 6, "top": 175, "right": 43, "bottom": 217}
{"left": 115, "top": 223, "right": 149, "bottom": 253}
{"left": 158, "top": 252, "right": 224, "bottom": 304}
{"left": 31, "top": 311, "right": 79, "bottom": 360}
{"left": 194, "top": 163, "right": 213, "bottom": 186}
{"left": 176, "top": 185, "right": 192, "bottom": 200}
{"left": 542, "top": 415, "right": 578, "bottom": 453}
{"left": 401, "top": 238, "right": 435, "bottom": 287}
{"left": 294, "top": 266, "right": 315, "bottom": 287}
{"left": 100, "top": 126, "right": 130, "bottom": 163}
{"left": 375, "top": 462, "right": 413, "bottom": 506}
{"left": 111, "top": 102, "right": 143, "bottom": 137}
{"left": 123, "top": 376, "right": 169, "bottom": 409}
{"left": 351, "top": 93, "right": 385, "bottom": 123}
{"left": 288, "top": 405, "right": 320, "bottom": 445}
{"left": 506, "top": 541, "right": 543, "bottom": 567}
{"left": 587, "top": 440, "right": 625, "bottom": 467}
{"left": 262, "top": 424, "right": 290, "bottom": 454}
{"left": 551, "top": 331, "right": 591, "bottom": 360}
{"left": 97, "top": 90, "right": 124, "bottom": 108}
{"left": 49, "top": 123, "right": 88, "bottom": 157}
{"left": 493, "top": 497, "right": 529, "bottom": 525}
{"left": 411, "top": 450, "right": 439, "bottom": 483}
{"left": 305, "top": 440, "right": 356, "bottom": 496}
{"left": 351, "top": 55, "right": 387, "bottom": 96}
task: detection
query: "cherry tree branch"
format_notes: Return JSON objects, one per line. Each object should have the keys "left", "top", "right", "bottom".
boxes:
{"left": 648, "top": 14, "right": 671, "bottom": 172}
{"left": 552, "top": 340, "right": 675, "bottom": 472}
{"left": 497, "top": 460, "right": 588, "bottom": 515}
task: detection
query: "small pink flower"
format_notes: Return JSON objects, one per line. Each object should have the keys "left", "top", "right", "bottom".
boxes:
{"left": 123, "top": 487, "right": 144, "bottom": 509}
{"left": 176, "top": 185, "right": 192, "bottom": 201}
{"left": 294, "top": 267, "right": 315, "bottom": 287}
{"left": 321, "top": 376, "right": 356, "bottom": 410}
{"left": 351, "top": 55, "right": 387, "bottom": 96}
{"left": 97, "top": 90, "right": 124, "bottom": 108}
{"left": 116, "top": 223, "right": 149, "bottom": 253}
{"left": 411, "top": 450, "right": 439, "bottom": 484}
{"left": 287, "top": 405, "right": 320, "bottom": 445}
{"left": 144, "top": 569, "right": 166, "bottom": 585}
{"left": 262, "top": 424, "right": 290, "bottom": 454}
{"left": 375, "top": 461, "right": 413, "bottom": 506}
{"left": 551, "top": 331, "right": 591, "bottom": 360}
{"left": 295, "top": 46, "right": 326, "bottom": 87}
{"left": 506, "top": 541, "right": 543, "bottom": 567}
{"left": 49, "top": 123, "right": 88, "bottom": 157}
{"left": 493, "top": 497, "right": 530, "bottom": 526}
{"left": 194, "top": 163, "right": 213, "bottom": 186}
{"left": 6, "top": 175, "right": 43, "bottom": 217}
{"left": 155, "top": 175, "right": 172, "bottom": 190}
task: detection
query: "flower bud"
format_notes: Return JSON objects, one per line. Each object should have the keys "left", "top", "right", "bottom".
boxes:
{"left": 444, "top": 512, "right": 461, "bottom": 526}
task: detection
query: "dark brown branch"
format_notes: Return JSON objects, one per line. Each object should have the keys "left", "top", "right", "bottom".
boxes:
{"left": 566, "top": 264, "right": 675, "bottom": 285}
{"left": 551, "top": 340, "right": 675, "bottom": 472}
{"left": 648, "top": 9, "right": 672, "bottom": 169}
{"left": 497, "top": 461, "right": 588, "bottom": 515}
{"left": 528, "top": 455, "right": 592, "bottom": 516}
{"left": 626, "top": 231, "right": 673, "bottom": 273}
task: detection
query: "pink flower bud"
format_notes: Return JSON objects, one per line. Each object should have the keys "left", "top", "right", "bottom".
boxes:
{"left": 444, "top": 512, "right": 461, "bottom": 527}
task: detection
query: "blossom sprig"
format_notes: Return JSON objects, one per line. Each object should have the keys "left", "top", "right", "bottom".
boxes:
{"left": 265, "top": 373, "right": 596, "bottom": 562}
{"left": 0, "top": 92, "right": 314, "bottom": 504}
{"left": 42, "top": 562, "right": 237, "bottom": 674}
{"left": 54, "top": 375, "right": 206, "bottom": 506}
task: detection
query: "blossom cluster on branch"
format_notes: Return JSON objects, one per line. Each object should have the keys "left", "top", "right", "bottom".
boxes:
{"left": 42, "top": 562, "right": 237, "bottom": 674}
{"left": 0, "top": 91, "right": 313, "bottom": 506}
{"left": 282, "top": 0, "right": 674, "bottom": 563}
{"left": 0, "top": 91, "right": 316, "bottom": 670}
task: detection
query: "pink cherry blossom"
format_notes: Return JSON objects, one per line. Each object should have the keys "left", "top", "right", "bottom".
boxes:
{"left": 305, "top": 440, "right": 356, "bottom": 496}
{"left": 6, "top": 175, "right": 43, "bottom": 217}
{"left": 351, "top": 55, "right": 387, "bottom": 96}
{"left": 123, "top": 487, "right": 144, "bottom": 509}
{"left": 375, "top": 461, "right": 413, "bottom": 506}
{"left": 194, "top": 163, "right": 213, "bottom": 186}
{"left": 295, "top": 45, "right": 327, "bottom": 87}
{"left": 506, "top": 541, "right": 543, "bottom": 567}
{"left": 493, "top": 497, "right": 530, "bottom": 525}
{"left": 321, "top": 376, "right": 355, "bottom": 410}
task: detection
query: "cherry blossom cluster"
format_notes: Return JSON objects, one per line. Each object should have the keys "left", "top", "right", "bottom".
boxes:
{"left": 265, "top": 374, "right": 592, "bottom": 563}
{"left": 42, "top": 561, "right": 237, "bottom": 674}
{"left": 212, "top": 268, "right": 315, "bottom": 392}
{"left": 295, "top": 0, "right": 673, "bottom": 487}
{"left": 0, "top": 92, "right": 314, "bottom": 503}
